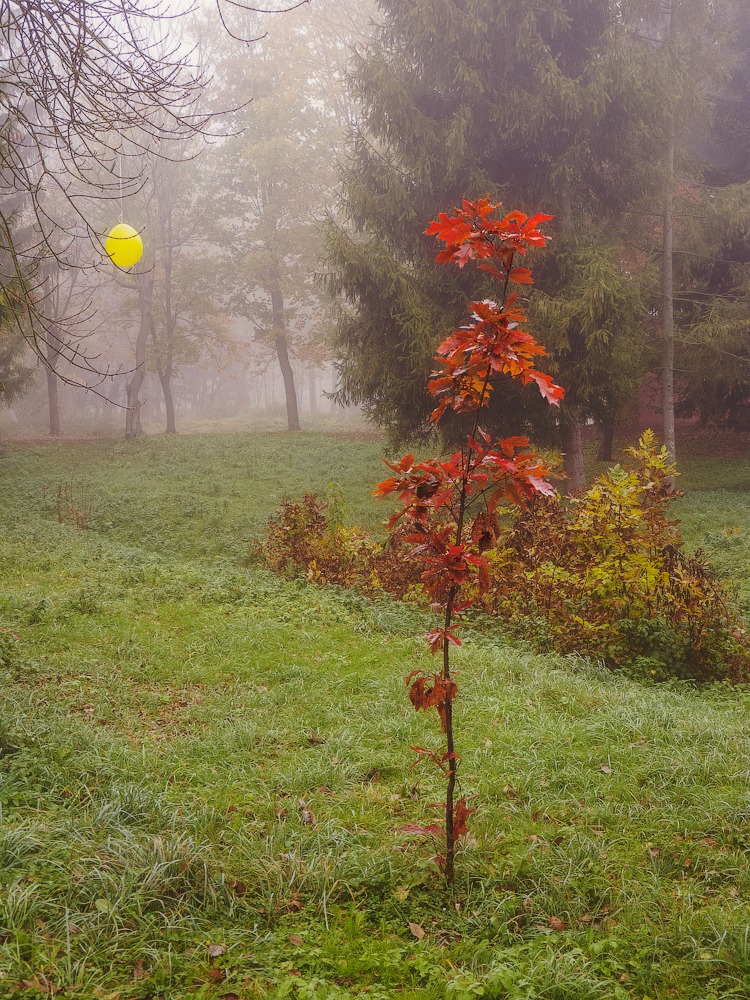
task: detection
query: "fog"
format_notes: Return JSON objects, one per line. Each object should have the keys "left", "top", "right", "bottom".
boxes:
{"left": 1, "top": 0, "right": 749, "bottom": 453}
{"left": 0, "top": 0, "right": 375, "bottom": 438}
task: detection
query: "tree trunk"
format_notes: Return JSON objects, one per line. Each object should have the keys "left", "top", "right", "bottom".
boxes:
{"left": 597, "top": 411, "right": 616, "bottom": 462}
{"left": 125, "top": 271, "right": 153, "bottom": 439}
{"left": 45, "top": 327, "right": 61, "bottom": 436}
{"left": 660, "top": 1, "right": 677, "bottom": 469}
{"left": 308, "top": 368, "right": 317, "bottom": 414}
{"left": 563, "top": 404, "right": 586, "bottom": 493}
{"left": 662, "top": 115, "right": 677, "bottom": 466}
{"left": 159, "top": 372, "right": 177, "bottom": 433}
{"left": 270, "top": 285, "right": 300, "bottom": 431}
{"left": 157, "top": 200, "right": 178, "bottom": 435}
{"left": 330, "top": 365, "right": 338, "bottom": 414}
{"left": 152, "top": 317, "right": 176, "bottom": 434}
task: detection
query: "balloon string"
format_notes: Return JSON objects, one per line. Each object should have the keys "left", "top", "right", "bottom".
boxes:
{"left": 119, "top": 152, "right": 123, "bottom": 223}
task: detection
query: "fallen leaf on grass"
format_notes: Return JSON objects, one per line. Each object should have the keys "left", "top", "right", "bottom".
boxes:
{"left": 548, "top": 916, "right": 565, "bottom": 932}
{"left": 436, "top": 929, "right": 462, "bottom": 946}
{"left": 132, "top": 961, "right": 149, "bottom": 980}
{"left": 20, "top": 976, "right": 59, "bottom": 996}
{"left": 208, "top": 943, "right": 227, "bottom": 958}
{"left": 287, "top": 934, "right": 305, "bottom": 947}
{"left": 298, "top": 798, "right": 317, "bottom": 824}
{"left": 274, "top": 892, "right": 303, "bottom": 914}
{"left": 400, "top": 823, "right": 443, "bottom": 836}
{"left": 408, "top": 922, "right": 426, "bottom": 940}
{"left": 599, "top": 764, "right": 611, "bottom": 774}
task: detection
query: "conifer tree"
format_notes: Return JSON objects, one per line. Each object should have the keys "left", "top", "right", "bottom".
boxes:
{"left": 327, "top": 0, "right": 665, "bottom": 475}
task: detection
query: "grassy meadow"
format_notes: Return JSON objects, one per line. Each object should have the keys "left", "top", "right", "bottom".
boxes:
{"left": 2, "top": 429, "right": 750, "bottom": 999}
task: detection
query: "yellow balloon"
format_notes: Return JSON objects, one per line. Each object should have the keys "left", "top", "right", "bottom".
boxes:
{"left": 105, "top": 223, "right": 143, "bottom": 268}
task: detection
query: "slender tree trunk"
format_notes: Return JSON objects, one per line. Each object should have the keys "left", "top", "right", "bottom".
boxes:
{"left": 270, "top": 285, "right": 300, "bottom": 431}
{"left": 443, "top": 607, "right": 456, "bottom": 885}
{"left": 308, "top": 368, "right": 317, "bottom": 414}
{"left": 330, "top": 365, "right": 338, "bottom": 414}
{"left": 152, "top": 325, "right": 176, "bottom": 435}
{"left": 659, "top": 0, "right": 677, "bottom": 469}
{"left": 45, "top": 327, "right": 61, "bottom": 436}
{"left": 597, "top": 411, "right": 616, "bottom": 462}
{"left": 125, "top": 271, "right": 153, "bottom": 439}
{"left": 157, "top": 201, "right": 178, "bottom": 435}
{"left": 662, "top": 116, "right": 677, "bottom": 466}
{"left": 563, "top": 404, "right": 586, "bottom": 492}
{"left": 159, "top": 372, "right": 177, "bottom": 433}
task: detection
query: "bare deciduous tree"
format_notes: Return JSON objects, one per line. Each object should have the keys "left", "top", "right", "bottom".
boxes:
{"left": 0, "top": 0, "right": 307, "bottom": 400}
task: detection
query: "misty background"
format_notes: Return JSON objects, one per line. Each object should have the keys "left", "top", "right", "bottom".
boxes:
{"left": 1, "top": 0, "right": 749, "bottom": 473}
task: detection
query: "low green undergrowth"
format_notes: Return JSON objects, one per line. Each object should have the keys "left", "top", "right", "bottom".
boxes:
{"left": 260, "top": 434, "right": 750, "bottom": 684}
{"left": 1, "top": 431, "right": 750, "bottom": 998}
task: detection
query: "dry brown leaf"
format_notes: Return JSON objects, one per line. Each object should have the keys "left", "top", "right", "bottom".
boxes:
{"left": 132, "top": 961, "right": 149, "bottom": 981}
{"left": 599, "top": 764, "right": 611, "bottom": 774}
{"left": 548, "top": 916, "right": 565, "bottom": 932}
{"left": 20, "top": 979, "right": 51, "bottom": 995}
{"left": 287, "top": 934, "right": 305, "bottom": 947}
{"left": 208, "top": 943, "right": 227, "bottom": 959}
{"left": 408, "top": 922, "right": 426, "bottom": 939}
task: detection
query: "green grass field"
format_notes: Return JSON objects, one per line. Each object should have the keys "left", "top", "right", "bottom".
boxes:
{"left": 2, "top": 430, "right": 750, "bottom": 999}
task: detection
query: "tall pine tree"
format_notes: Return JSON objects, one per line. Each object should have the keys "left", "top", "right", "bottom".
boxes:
{"left": 327, "top": 0, "right": 665, "bottom": 480}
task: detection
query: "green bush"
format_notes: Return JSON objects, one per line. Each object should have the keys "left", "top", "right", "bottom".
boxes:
{"left": 476, "top": 432, "right": 750, "bottom": 682}
{"left": 261, "top": 434, "right": 750, "bottom": 683}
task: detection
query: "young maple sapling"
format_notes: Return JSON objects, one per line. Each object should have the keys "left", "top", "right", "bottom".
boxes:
{"left": 375, "top": 199, "right": 564, "bottom": 883}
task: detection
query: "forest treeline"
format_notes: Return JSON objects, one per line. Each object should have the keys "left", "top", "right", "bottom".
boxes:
{"left": 1, "top": 0, "right": 749, "bottom": 471}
